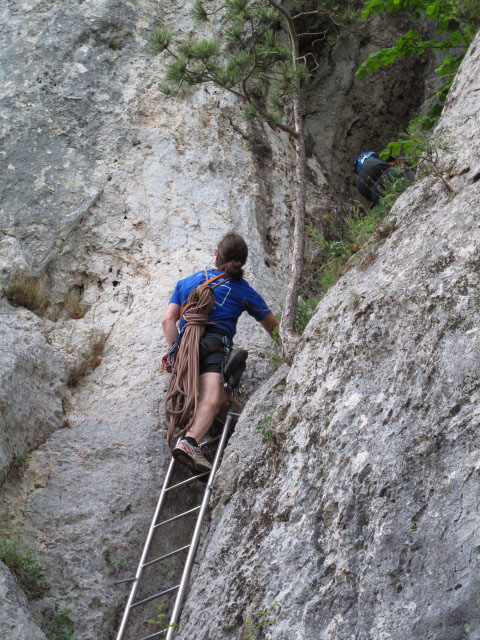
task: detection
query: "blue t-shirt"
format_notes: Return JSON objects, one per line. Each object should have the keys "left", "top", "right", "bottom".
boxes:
{"left": 169, "top": 269, "right": 270, "bottom": 339}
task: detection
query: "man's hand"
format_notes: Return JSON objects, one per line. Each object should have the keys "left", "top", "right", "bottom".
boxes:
{"left": 162, "top": 343, "right": 179, "bottom": 373}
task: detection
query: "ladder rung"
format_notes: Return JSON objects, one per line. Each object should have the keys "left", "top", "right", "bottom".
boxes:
{"left": 142, "top": 544, "right": 190, "bottom": 569}
{"left": 114, "top": 576, "right": 136, "bottom": 585}
{"left": 131, "top": 584, "right": 179, "bottom": 609}
{"left": 154, "top": 506, "right": 201, "bottom": 529}
{"left": 139, "top": 627, "right": 173, "bottom": 640}
{"left": 165, "top": 471, "right": 209, "bottom": 492}
{"left": 199, "top": 434, "right": 221, "bottom": 448}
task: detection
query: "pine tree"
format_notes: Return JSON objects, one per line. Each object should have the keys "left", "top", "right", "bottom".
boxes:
{"left": 150, "top": 1, "right": 358, "bottom": 362}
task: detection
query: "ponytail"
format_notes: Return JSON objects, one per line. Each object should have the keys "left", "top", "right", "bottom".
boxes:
{"left": 218, "top": 260, "right": 244, "bottom": 280}
{"left": 216, "top": 232, "right": 248, "bottom": 281}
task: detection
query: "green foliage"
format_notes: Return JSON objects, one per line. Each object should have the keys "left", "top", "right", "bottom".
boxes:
{"left": 295, "top": 296, "right": 318, "bottom": 333}
{"left": 12, "top": 443, "right": 38, "bottom": 474}
{"left": 243, "top": 102, "right": 257, "bottom": 120}
{"left": 379, "top": 123, "right": 454, "bottom": 193}
{"left": 0, "top": 538, "right": 48, "bottom": 598}
{"left": 309, "top": 174, "right": 413, "bottom": 293}
{"left": 268, "top": 324, "right": 283, "bottom": 370}
{"left": 44, "top": 601, "right": 76, "bottom": 640}
{"left": 150, "top": 1, "right": 360, "bottom": 131}
{"left": 380, "top": 119, "right": 453, "bottom": 164}
{"left": 191, "top": 0, "right": 208, "bottom": 22}
{"left": 357, "top": 0, "right": 479, "bottom": 131}
{"left": 178, "top": 38, "right": 220, "bottom": 60}
{"left": 242, "top": 601, "right": 279, "bottom": 639}
{"left": 4, "top": 273, "right": 47, "bottom": 315}
{"left": 146, "top": 603, "right": 177, "bottom": 635}
{"left": 257, "top": 412, "right": 274, "bottom": 445}
{"left": 149, "top": 28, "right": 172, "bottom": 54}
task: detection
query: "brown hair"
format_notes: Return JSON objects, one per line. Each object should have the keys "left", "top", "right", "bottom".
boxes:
{"left": 216, "top": 232, "right": 248, "bottom": 280}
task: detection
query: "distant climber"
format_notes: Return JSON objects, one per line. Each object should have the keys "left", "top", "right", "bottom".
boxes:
{"left": 353, "top": 151, "right": 412, "bottom": 206}
{"left": 161, "top": 232, "right": 278, "bottom": 475}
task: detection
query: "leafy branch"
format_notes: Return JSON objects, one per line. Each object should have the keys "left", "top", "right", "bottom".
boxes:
{"left": 357, "top": 0, "right": 479, "bottom": 131}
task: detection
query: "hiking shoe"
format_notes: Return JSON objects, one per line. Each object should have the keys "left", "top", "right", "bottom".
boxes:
{"left": 172, "top": 439, "right": 212, "bottom": 475}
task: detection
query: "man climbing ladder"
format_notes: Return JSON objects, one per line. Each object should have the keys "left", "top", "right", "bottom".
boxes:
{"left": 162, "top": 232, "right": 278, "bottom": 473}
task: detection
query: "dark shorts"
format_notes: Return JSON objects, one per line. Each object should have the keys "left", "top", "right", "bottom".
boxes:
{"left": 199, "top": 335, "right": 229, "bottom": 375}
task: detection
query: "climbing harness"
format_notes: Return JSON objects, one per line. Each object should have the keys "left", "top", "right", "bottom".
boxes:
{"left": 165, "top": 270, "right": 230, "bottom": 445}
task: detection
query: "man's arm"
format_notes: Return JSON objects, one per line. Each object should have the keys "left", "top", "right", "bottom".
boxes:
{"left": 162, "top": 303, "right": 180, "bottom": 346}
{"left": 260, "top": 312, "right": 279, "bottom": 336}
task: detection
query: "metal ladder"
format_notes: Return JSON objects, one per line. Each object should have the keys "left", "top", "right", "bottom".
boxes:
{"left": 115, "top": 410, "right": 238, "bottom": 640}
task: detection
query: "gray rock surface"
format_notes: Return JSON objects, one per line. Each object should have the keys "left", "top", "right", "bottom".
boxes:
{"left": 0, "top": 1, "right": 298, "bottom": 638}
{"left": 0, "top": 303, "right": 67, "bottom": 483}
{"left": 0, "top": 0, "right": 472, "bottom": 639}
{"left": 0, "top": 564, "right": 47, "bottom": 640}
{"left": 179, "top": 32, "right": 480, "bottom": 640}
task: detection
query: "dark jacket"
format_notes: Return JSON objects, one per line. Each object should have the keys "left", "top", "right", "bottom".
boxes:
{"left": 356, "top": 157, "right": 411, "bottom": 205}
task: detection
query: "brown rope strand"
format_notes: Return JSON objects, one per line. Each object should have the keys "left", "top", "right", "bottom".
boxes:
{"left": 165, "top": 285, "right": 216, "bottom": 444}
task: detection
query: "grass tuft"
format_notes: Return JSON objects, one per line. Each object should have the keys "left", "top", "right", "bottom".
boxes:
{"left": 11, "top": 443, "right": 39, "bottom": 476}
{"left": 4, "top": 273, "right": 47, "bottom": 315}
{"left": 257, "top": 412, "right": 274, "bottom": 445}
{"left": 0, "top": 538, "right": 48, "bottom": 598}
{"left": 67, "top": 331, "right": 107, "bottom": 388}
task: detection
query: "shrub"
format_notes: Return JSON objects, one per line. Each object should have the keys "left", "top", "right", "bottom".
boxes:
{"left": 268, "top": 325, "right": 283, "bottom": 371}
{"left": 0, "top": 538, "right": 48, "bottom": 598}
{"left": 4, "top": 273, "right": 47, "bottom": 315}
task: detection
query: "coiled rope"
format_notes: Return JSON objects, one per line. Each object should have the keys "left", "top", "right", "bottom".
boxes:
{"left": 165, "top": 284, "right": 216, "bottom": 444}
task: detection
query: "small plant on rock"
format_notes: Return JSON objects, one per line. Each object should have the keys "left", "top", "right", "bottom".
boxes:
{"left": 268, "top": 324, "right": 283, "bottom": 371}
{"left": 0, "top": 537, "right": 48, "bottom": 598}
{"left": 295, "top": 296, "right": 318, "bottom": 334}
{"left": 43, "top": 601, "right": 77, "bottom": 640}
{"left": 4, "top": 273, "right": 47, "bottom": 315}
{"left": 67, "top": 331, "right": 107, "bottom": 388}
{"left": 257, "top": 412, "right": 274, "bottom": 445}
{"left": 242, "top": 601, "right": 279, "bottom": 639}
{"left": 146, "top": 603, "right": 177, "bottom": 635}
{"left": 11, "top": 443, "right": 39, "bottom": 476}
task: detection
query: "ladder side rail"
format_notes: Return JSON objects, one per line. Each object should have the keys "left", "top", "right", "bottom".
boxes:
{"left": 165, "top": 411, "right": 234, "bottom": 640}
{"left": 116, "top": 454, "right": 176, "bottom": 640}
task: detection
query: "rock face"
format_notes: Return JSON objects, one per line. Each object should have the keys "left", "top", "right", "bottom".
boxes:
{"left": 0, "top": 1, "right": 297, "bottom": 637}
{"left": 179, "top": 33, "right": 480, "bottom": 640}
{"left": 1, "top": 1, "right": 475, "bottom": 640}
{"left": 0, "top": 305, "right": 67, "bottom": 483}
{"left": 0, "top": 567, "right": 47, "bottom": 640}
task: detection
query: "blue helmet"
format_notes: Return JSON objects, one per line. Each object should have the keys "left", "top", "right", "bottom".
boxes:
{"left": 353, "top": 151, "right": 378, "bottom": 174}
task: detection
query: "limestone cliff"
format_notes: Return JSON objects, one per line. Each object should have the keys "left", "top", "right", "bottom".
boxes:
{"left": 180, "top": 33, "right": 480, "bottom": 640}
{"left": 1, "top": 1, "right": 478, "bottom": 639}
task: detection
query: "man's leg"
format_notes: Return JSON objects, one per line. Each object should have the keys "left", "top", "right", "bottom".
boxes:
{"left": 172, "top": 372, "right": 227, "bottom": 474}
{"left": 185, "top": 372, "right": 226, "bottom": 443}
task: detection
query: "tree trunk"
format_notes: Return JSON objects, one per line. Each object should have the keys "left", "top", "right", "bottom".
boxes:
{"left": 279, "top": 91, "right": 306, "bottom": 364}
{"left": 268, "top": 0, "right": 307, "bottom": 364}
